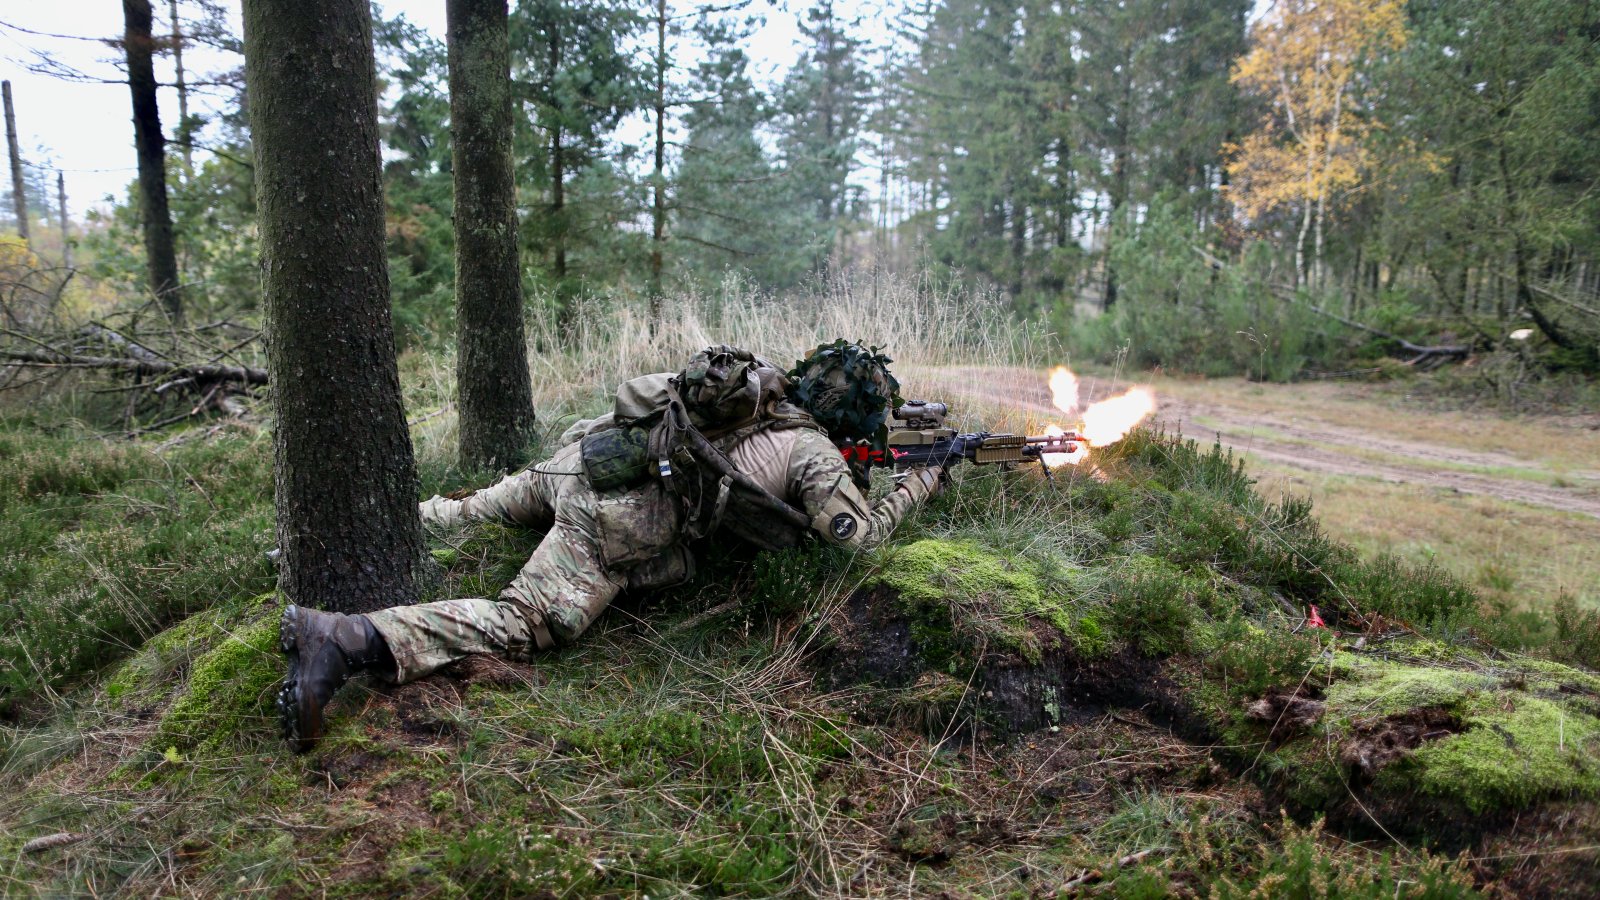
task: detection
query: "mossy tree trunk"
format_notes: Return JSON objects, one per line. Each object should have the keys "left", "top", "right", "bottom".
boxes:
{"left": 242, "top": 0, "right": 426, "bottom": 614}
{"left": 448, "top": 0, "right": 537, "bottom": 472}
{"left": 122, "top": 0, "right": 183, "bottom": 322}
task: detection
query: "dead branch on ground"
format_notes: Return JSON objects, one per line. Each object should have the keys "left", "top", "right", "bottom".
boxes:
{"left": 0, "top": 309, "right": 265, "bottom": 434}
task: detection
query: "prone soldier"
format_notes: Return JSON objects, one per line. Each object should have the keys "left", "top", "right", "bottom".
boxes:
{"left": 276, "top": 341, "right": 944, "bottom": 751}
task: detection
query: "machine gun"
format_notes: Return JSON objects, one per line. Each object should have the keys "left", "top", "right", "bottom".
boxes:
{"left": 838, "top": 400, "right": 1085, "bottom": 476}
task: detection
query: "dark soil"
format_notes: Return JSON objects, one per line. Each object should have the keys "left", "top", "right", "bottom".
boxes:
{"left": 1244, "top": 690, "right": 1327, "bottom": 743}
{"left": 1340, "top": 706, "right": 1463, "bottom": 780}
{"left": 815, "top": 585, "right": 1196, "bottom": 739}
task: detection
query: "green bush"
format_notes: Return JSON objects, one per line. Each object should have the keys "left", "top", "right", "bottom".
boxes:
{"left": 1069, "top": 198, "right": 1337, "bottom": 382}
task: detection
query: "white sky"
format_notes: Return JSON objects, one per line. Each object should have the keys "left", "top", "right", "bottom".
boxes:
{"left": 0, "top": 0, "right": 845, "bottom": 218}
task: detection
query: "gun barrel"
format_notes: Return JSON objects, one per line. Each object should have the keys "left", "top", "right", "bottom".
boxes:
{"left": 842, "top": 430, "right": 1086, "bottom": 470}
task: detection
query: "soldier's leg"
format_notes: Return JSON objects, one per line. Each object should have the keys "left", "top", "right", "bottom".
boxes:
{"left": 363, "top": 518, "right": 625, "bottom": 682}
{"left": 281, "top": 596, "right": 546, "bottom": 750}
{"left": 499, "top": 517, "right": 628, "bottom": 643}
{"left": 364, "top": 597, "right": 538, "bottom": 684}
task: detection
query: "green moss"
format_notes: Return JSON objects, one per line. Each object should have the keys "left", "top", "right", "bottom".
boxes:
{"left": 1509, "top": 656, "right": 1600, "bottom": 697}
{"left": 1396, "top": 694, "right": 1600, "bottom": 813}
{"left": 867, "top": 538, "right": 1106, "bottom": 663}
{"left": 103, "top": 593, "right": 271, "bottom": 701}
{"left": 1301, "top": 653, "right": 1600, "bottom": 814}
{"left": 1325, "top": 658, "right": 1497, "bottom": 718}
{"left": 873, "top": 538, "right": 1044, "bottom": 607}
{"left": 152, "top": 613, "right": 281, "bottom": 755}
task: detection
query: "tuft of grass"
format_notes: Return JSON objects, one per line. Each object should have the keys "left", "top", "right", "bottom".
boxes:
{"left": 1210, "top": 817, "right": 1478, "bottom": 899}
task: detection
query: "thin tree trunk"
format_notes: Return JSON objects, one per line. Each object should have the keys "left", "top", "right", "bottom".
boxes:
{"left": 648, "top": 0, "right": 667, "bottom": 320}
{"left": 551, "top": 130, "right": 566, "bottom": 283}
{"left": 448, "top": 0, "right": 537, "bottom": 472}
{"left": 1010, "top": 197, "right": 1026, "bottom": 300}
{"left": 546, "top": 30, "right": 568, "bottom": 293}
{"left": 170, "top": 0, "right": 193, "bottom": 175}
{"left": 242, "top": 0, "right": 426, "bottom": 614}
{"left": 1103, "top": 54, "right": 1133, "bottom": 311}
{"left": 123, "top": 0, "right": 183, "bottom": 323}
{"left": 1295, "top": 199, "right": 1311, "bottom": 291}
{"left": 56, "top": 171, "right": 70, "bottom": 269}
{"left": 3, "top": 81, "right": 27, "bottom": 242}
{"left": 1316, "top": 87, "right": 1342, "bottom": 296}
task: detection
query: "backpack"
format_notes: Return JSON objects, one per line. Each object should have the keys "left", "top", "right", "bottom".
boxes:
{"left": 579, "top": 346, "right": 823, "bottom": 494}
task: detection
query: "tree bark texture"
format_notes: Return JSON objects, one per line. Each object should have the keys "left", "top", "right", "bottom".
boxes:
{"left": 4, "top": 81, "right": 28, "bottom": 242}
{"left": 447, "top": 0, "right": 537, "bottom": 472}
{"left": 242, "top": 0, "right": 426, "bottom": 614}
{"left": 122, "top": 0, "right": 183, "bottom": 322}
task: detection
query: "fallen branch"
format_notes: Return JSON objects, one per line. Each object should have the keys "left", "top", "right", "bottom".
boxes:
{"left": 1058, "top": 847, "right": 1168, "bottom": 895}
{"left": 1269, "top": 285, "right": 1470, "bottom": 369}
{"left": 77, "top": 323, "right": 167, "bottom": 363}
{"left": 21, "top": 832, "right": 89, "bottom": 854}
{"left": 0, "top": 346, "right": 267, "bottom": 385}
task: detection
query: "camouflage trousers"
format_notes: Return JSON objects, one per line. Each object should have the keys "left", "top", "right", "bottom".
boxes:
{"left": 366, "top": 443, "right": 684, "bottom": 684}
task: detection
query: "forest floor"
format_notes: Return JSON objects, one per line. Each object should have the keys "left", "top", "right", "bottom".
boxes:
{"left": 910, "top": 365, "right": 1600, "bottom": 615}
{"left": 5, "top": 328, "right": 1600, "bottom": 895}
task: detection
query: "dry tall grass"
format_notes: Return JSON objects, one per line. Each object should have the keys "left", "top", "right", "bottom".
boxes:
{"left": 410, "top": 271, "right": 1061, "bottom": 469}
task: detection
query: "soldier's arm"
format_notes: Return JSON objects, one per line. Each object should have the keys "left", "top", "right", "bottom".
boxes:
{"left": 419, "top": 445, "right": 572, "bottom": 528}
{"left": 785, "top": 429, "right": 940, "bottom": 550}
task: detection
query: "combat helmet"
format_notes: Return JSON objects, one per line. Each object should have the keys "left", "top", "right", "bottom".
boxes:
{"left": 787, "top": 339, "right": 903, "bottom": 450}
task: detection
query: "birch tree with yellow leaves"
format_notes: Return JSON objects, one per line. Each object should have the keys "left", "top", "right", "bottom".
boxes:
{"left": 1226, "top": 0, "right": 1407, "bottom": 289}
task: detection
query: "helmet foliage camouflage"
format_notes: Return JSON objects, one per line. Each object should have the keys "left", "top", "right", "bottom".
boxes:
{"left": 787, "top": 339, "right": 902, "bottom": 447}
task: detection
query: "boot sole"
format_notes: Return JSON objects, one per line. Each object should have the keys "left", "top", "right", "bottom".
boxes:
{"left": 275, "top": 605, "right": 320, "bottom": 754}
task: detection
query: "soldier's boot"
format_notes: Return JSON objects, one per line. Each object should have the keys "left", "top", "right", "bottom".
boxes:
{"left": 276, "top": 605, "right": 395, "bottom": 753}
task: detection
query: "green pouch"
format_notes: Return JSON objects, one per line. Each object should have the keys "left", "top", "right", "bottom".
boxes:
{"left": 580, "top": 426, "right": 652, "bottom": 492}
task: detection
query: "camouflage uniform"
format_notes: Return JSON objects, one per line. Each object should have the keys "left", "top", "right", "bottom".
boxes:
{"left": 366, "top": 409, "right": 936, "bottom": 684}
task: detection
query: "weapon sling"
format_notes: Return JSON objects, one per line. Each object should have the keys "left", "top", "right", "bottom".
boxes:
{"left": 652, "top": 395, "right": 813, "bottom": 535}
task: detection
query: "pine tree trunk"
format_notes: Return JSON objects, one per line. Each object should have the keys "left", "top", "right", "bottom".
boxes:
{"left": 4, "top": 81, "right": 28, "bottom": 242}
{"left": 1103, "top": 64, "right": 1133, "bottom": 311}
{"left": 242, "top": 0, "right": 426, "bottom": 614}
{"left": 647, "top": 0, "right": 667, "bottom": 320}
{"left": 546, "top": 30, "right": 569, "bottom": 298}
{"left": 169, "top": 0, "right": 193, "bottom": 176}
{"left": 122, "top": 0, "right": 183, "bottom": 323}
{"left": 56, "top": 171, "right": 70, "bottom": 269}
{"left": 448, "top": 0, "right": 537, "bottom": 472}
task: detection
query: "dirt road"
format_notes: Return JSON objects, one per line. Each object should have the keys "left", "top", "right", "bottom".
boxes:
{"left": 907, "top": 365, "right": 1600, "bottom": 521}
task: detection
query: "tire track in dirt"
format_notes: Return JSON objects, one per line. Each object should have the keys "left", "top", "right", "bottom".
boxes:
{"left": 905, "top": 365, "right": 1600, "bottom": 521}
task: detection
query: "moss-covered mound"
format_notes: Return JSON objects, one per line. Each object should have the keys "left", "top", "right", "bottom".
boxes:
{"left": 102, "top": 593, "right": 282, "bottom": 759}
{"left": 1266, "top": 651, "right": 1600, "bottom": 819}
{"left": 821, "top": 533, "right": 1600, "bottom": 834}
{"left": 809, "top": 428, "right": 1600, "bottom": 854}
